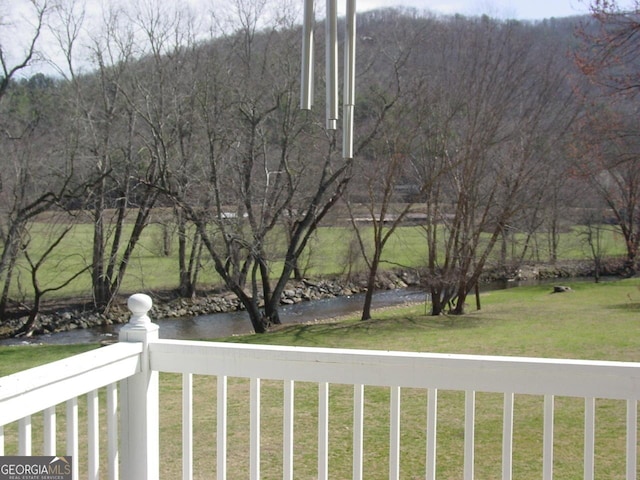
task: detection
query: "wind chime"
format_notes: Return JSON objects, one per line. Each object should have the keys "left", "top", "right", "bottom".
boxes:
{"left": 300, "top": 0, "right": 356, "bottom": 159}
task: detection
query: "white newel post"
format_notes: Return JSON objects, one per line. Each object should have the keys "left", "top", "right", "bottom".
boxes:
{"left": 119, "top": 293, "right": 160, "bottom": 480}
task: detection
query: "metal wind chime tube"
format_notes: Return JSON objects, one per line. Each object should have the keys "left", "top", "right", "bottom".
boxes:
{"left": 343, "top": 0, "right": 356, "bottom": 159}
{"left": 300, "top": 0, "right": 356, "bottom": 158}
{"left": 301, "top": 0, "right": 314, "bottom": 110}
{"left": 325, "top": 0, "right": 339, "bottom": 130}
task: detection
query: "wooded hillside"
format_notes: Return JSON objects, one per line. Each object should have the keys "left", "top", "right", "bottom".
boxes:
{"left": 1, "top": 0, "right": 637, "bottom": 332}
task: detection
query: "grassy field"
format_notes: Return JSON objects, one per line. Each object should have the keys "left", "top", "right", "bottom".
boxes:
{"left": 11, "top": 219, "right": 628, "bottom": 300}
{"left": 1, "top": 279, "right": 640, "bottom": 478}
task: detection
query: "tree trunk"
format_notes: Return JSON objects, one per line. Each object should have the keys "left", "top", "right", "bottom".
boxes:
{"left": 624, "top": 235, "right": 637, "bottom": 276}
{"left": 91, "top": 183, "right": 109, "bottom": 309}
{"left": 452, "top": 290, "right": 468, "bottom": 315}
{"left": 177, "top": 212, "right": 198, "bottom": 298}
{"left": 361, "top": 250, "right": 382, "bottom": 320}
{"left": 0, "top": 244, "right": 19, "bottom": 316}
{"left": 263, "top": 299, "right": 282, "bottom": 328}
{"left": 13, "top": 311, "right": 39, "bottom": 338}
{"left": 162, "top": 224, "right": 172, "bottom": 257}
{"left": 244, "top": 298, "right": 268, "bottom": 334}
{"left": 361, "top": 272, "right": 376, "bottom": 321}
{"left": 549, "top": 218, "right": 559, "bottom": 264}
{"left": 430, "top": 286, "right": 450, "bottom": 316}
{"left": 13, "top": 290, "right": 42, "bottom": 338}
{"left": 292, "top": 259, "right": 303, "bottom": 282}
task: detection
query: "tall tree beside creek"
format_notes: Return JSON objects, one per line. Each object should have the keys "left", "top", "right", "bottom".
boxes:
{"left": 574, "top": 0, "right": 640, "bottom": 274}
{"left": 0, "top": 77, "right": 89, "bottom": 318}
{"left": 56, "top": 2, "right": 162, "bottom": 312}
{"left": 162, "top": 2, "right": 400, "bottom": 332}
{"left": 126, "top": 0, "right": 204, "bottom": 298}
{"left": 0, "top": 0, "right": 58, "bottom": 315}
{"left": 343, "top": 10, "right": 439, "bottom": 321}
{"left": 164, "top": 1, "right": 347, "bottom": 333}
{"left": 413, "top": 16, "right": 579, "bottom": 315}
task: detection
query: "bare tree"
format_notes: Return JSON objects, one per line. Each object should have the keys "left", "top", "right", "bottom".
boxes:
{"left": 12, "top": 219, "right": 90, "bottom": 337}
{"left": 346, "top": 144, "right": 433, "bottom": 321}
{"left": 51, "top": 2, "right": 163, "bottom": 311}
{"left": 0, "top": 0, "right": 56, "bottom": 313}
{"left": 0, "top": 75, "right": 89, "bottom": 316}
{"left": 161, "top": 1, "right": 399, "bottom": 333}
{"left": 574, "top": 0, "right": 640, "bottom": 274}
{"left": 126, "top": 0, "right": 205, "bottom": 298}
{"left": 342, "top": 11, "right": 435, "bottom": 321}
{"left": 580, "top": 209, "right": 611, "bottom": 283}
{"left": 576, "top": 0, "right": 640, "bottom": 96}
{"left": 573, "top": 105, "right": 640, "bottom": 273}
{"left": 0, "top": 0, "right": 50, "bottom": 99}
{"left": 414, "top": 17, "right": 579, "bottom": 315}
{"left": 168, "top": 1, "right": 336, "bottom": 332}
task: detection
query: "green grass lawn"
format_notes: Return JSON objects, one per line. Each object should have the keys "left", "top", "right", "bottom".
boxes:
{"left": 2, "top": 279, "right": 640, "bottom": 478}
{"left": 224, "top": 278, "right": 640, "bottom": 362}
{"left": 9, "top": 218, "right": 629, "bottom": 301}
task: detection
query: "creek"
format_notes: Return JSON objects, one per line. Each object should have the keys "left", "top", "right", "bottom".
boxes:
{"left": 0, "top": 277, "right": 595, "bottom": 346}
{"left": 0, "top": 288, "right": 427, "bottom": 346}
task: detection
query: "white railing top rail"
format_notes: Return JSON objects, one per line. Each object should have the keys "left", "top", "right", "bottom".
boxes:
{"left": 149, "top": 339, "right": 640, "bottom": 400}
{"left": 0, "top": 341, "right": 143, "bottom": 426}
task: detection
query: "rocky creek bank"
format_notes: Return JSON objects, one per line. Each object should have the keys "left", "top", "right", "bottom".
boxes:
{"left": 1, "top": 260, "right": 619, "bottom": 339}
{"left": 2, "top": 271, "right": 417, "bottom": 339}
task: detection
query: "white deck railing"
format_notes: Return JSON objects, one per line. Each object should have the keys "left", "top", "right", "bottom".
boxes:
{"left": 1, "top": 293, "right": 640, "bottom": 479}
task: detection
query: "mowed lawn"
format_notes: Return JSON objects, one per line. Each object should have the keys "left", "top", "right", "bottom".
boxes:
{"left": 11, "top": 218, "right": 628, "bottom": 299}
{"left": 2, "top": 279, "right": 640, "bottom": 478}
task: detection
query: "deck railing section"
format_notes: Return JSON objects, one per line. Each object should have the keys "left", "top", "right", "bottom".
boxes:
{"left": 151, "top": 338, "right": 640, "bottom": 480}
{"left": 0, "top": 341, "right": 144, "bottom": 480}
{"left": 0, "top": 294, "right": 156, "bottom": 480}
{"left": 1, "top": 294, "right": 640, "bottom": 480}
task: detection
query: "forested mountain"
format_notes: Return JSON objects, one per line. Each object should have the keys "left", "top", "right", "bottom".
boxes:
{"left": 0, "top": 2, "right": 636, "bottom": 333}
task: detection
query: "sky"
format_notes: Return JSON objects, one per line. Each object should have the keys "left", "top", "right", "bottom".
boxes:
{"left": 2, "top": 0, "right": 594, "bottom": 78}
{"left": 350, "top": 0, "right": 590, "bottom": 19}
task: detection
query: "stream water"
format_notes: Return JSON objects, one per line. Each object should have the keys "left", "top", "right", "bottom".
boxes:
{"left": 0, "top": 277, "right": 593, "bottom": 346}
{"left": 0, "top": 288, "right": 428, "bottom": 346}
